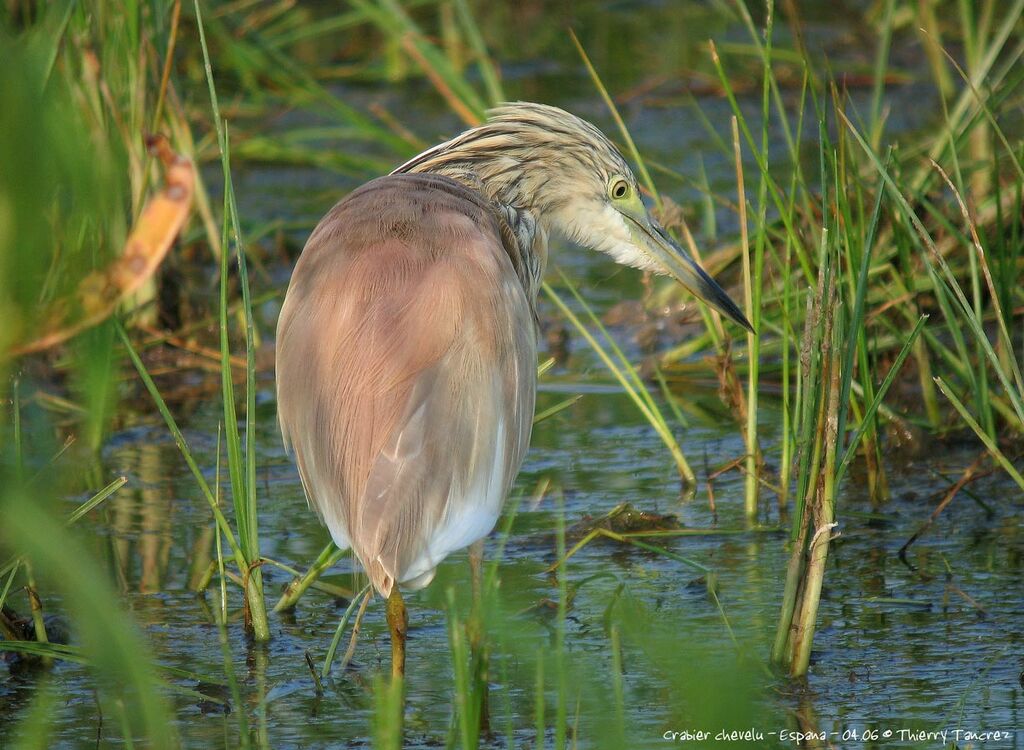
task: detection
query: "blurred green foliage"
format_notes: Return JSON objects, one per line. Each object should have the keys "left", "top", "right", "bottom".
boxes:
{"left": 0, "top": 17, "right": 123, "bottom": 369}
{"left": 0, "top": 5, "right": 172, "bottom": 746}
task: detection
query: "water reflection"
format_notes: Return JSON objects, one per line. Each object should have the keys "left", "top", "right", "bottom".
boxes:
{"left": 104, "top": 441, "right": 174, "bottom": 594}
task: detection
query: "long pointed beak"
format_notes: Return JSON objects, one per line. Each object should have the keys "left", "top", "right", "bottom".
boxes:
{"left": 628, "top": 215, "right": 754, "bottom": 333}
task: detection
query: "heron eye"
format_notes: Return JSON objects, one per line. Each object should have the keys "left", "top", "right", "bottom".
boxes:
{"left": 610, "top": 179, "right": 629, "bottom": 200}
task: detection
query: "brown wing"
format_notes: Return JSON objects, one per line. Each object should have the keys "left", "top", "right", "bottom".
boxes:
{"left": 275, "top": 174, "right": 536, "bottom": 596}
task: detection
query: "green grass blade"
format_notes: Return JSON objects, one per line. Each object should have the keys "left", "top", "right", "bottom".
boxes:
{"left": 935, "top": 377, "right": 1024, "bottom": 491}
{"left": 836, "top": 315, "right": 927, "bottom": 482}
{"left": 543, "top": 276, "right": 695, "bottom": 484}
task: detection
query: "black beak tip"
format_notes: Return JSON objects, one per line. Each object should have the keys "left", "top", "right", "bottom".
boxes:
{"left": 710, "top": 285, "right": 755, "bottom": 335}
{"left": 688, "top": 257, "right": 756, "bottom": 336}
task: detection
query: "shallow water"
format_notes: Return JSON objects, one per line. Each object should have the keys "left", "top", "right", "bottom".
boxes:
{"left": 6, "top": 384, "right": 1021, "bottom": 748}
{"left": 3, "top": 1, "right": 1024, "bottom": 747}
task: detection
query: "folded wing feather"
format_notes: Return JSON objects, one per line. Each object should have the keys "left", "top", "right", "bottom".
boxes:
{"left": 276, "top": 174, "right": 536, "bottom": 597}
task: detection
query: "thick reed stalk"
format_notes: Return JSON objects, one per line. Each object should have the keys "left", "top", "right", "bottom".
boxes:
{"left": 789, "top": 296, "right": 840, "bottom": 676}
{"left": 773, "top": 235, "right": 836, "bottom": 674}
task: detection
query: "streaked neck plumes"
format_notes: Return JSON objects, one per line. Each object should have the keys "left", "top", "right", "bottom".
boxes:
{"left": 394, "top": 103, "right": 630, "bottom": 214}
{"left": 392, "top": 102, "right": 637, "bottom": 300}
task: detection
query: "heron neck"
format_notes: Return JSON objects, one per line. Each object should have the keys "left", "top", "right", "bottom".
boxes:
{"left": 422, "top": 165, "right": 548, "bottom": 304}
{"left": 496, "top": 202, "right": 548, "bottom": 307}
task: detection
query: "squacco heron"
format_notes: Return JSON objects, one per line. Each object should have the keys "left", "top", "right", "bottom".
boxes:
{"left": 276, "top": 102, "right": 751, "bottom": 679}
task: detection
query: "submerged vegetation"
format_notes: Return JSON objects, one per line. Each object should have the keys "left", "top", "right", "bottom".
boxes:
{"left": 1, "top": 0, "right": 1021, "bottom": 747}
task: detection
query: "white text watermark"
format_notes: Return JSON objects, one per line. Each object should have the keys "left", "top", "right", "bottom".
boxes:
{"left": 661, "top": 728, "right": 1015, "bottom": 744}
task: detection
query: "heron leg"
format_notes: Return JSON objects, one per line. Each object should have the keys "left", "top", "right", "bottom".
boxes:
{"left": 468, "top": 540, "right": 491, "bottom": 735}
{"left": 385, "top": 585, "right": 408, "bottom": 680}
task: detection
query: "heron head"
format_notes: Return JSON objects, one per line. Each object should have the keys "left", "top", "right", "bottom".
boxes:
{"left": 516, "top": 107, "right": 752, "bottom": 333}
{"left": 397, "top": 102, "right": 752, "bottom": 332}
{"left": 567, "top": 171, "right": 754, "bottom": 332}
